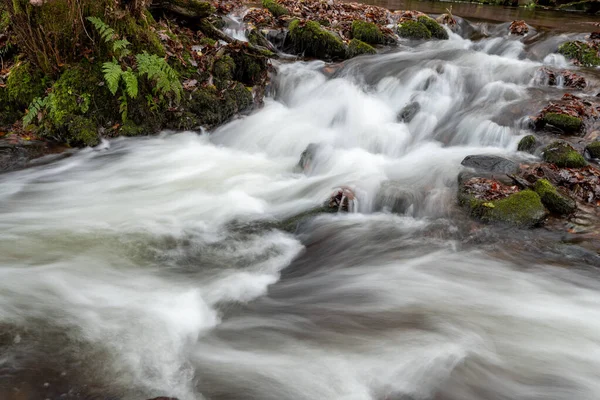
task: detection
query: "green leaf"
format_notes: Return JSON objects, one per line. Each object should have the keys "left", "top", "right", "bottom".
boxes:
{"left": 102, "top": 60, "right": 123, "bottom": 95}
{"left": 122, "top": 70, "right": 138, "bottom": 99}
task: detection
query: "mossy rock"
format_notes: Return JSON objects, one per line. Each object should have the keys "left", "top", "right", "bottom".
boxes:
{"left": 230, "top": 51, "right": 268, "bottom": 87}
{"left": 417, "top": 16, "right": 448, "bottom": 40}
{"left": 213, "top": 55, "right": 236, "bottom": 89}
{"left": 0, "top": 86, "right": 23, "bottom": 125}
{"left": 347, "top": 39, "right": 376, "bottom": 58}
{"left": 7, "top": 62, "right": 48, "bottom": 108}
{"left": 517, "top": 135, "right": 537, "bottom": 153}
{"left": 188, "top": 83, "right": 252, "bottom": 127}
{"left": 543, "top": 141, "right": 587, "bottom": 168}
{"left": 288, "top": 20, "right": 347, "bottom": 60}
{"left": 543, "top": 112, "right": 582, "bottom": 134}
{"left": 585, "top": 141, "right": 600, "bottom": 159}
{"left": 398, "top": 20, "right": 431, "bottom": 40}
{"left": 465, "top": 190, "right": 546, "bottom": 228}
{"left": 351, "top": 20, "right": 384, "bottom": 45}
{"left": 534, "top": 179, "right": 576, "bottom": 215}
{"left": 65, "top": 116, "right": 99, "bottom": 147}
{"left": 558, "top": 41, "right": 600, "bottom": 67}
{"left": 262, "top": 0, "right": 289, "bottom": 17}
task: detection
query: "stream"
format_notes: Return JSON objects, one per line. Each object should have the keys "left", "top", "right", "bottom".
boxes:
{"left": 1, "top": 5, "right": 600, "bottom": 400}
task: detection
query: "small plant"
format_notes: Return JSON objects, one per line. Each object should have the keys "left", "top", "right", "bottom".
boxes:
{"left": 87, "top": 16, "right": 131, "bottom": 58}
{"left": 23, "top": 96, "right": 48, "bottom": 126}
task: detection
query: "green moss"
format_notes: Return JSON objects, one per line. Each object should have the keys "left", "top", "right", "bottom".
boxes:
{"left": 262, "top": 0, "right": 289, "bottom": 17}
{"left": 114, "top": 15, "right": 165, "bottom": 57}
{"left": 585, "top": 141, "right": 600, "bottom": 159}
{"left": 534, "top": 179, "right": 576, "bottom": 215}
{"left": 351, "top": 20, "right": 384, "bottom": 45}
{"left": 417, "top": 16, "right": 448, "bottom": 40}
{"left": 7, "top": 62, "right": 48, "bottom": 108}
{"left": 168, "top": 0, "right": 215, "bottom": 17}
{"left": 188, "top": 83, "right": 252, "bottom": 128}
{"left": 398, "top": 20, "right": 432, "bottom": 40}
{"left": 199, "top": 37, "right": 217, "bottom": 47}
{"left": 471, "top": 190, "right": 546, "bottom": 228}
{"left": 119, "top": 120, "right": 145, "bottom": 137}
{"left": 517, "top": 135, "right": 537, "bottom": 153}
{"left": 558, "top": 41, "right": 600, "bottom": 67}
{"left": 0, "top": 86, "right": 21, "bottom": 125}
{"left": 230, "top": 51, "right": 267, "bottom": 87}
{"left": 347, "top": 39, "right": 376, "bottom": 58}
{"left": 213, "top": 55, "right": 236, "bottom": 89}
{"left": 543, "top": 112, "right": 582, "bottom": 134}
{"left": 288, "top": 20, "right": 347, "bottom": 60}
{"left": 65, "top": 116, "right": 99, "bottom": 147}
{"left": 543, "top": 141, "right": 587, "bottom": 168}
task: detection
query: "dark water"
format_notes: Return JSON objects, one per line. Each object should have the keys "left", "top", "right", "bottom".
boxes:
{"left": 1, "top": 7, "right": 600, "bottom": 400}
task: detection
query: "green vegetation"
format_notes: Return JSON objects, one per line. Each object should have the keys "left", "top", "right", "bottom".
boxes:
{"left": 351, "top": 20, "right": 384, "bottom": 45}
{"left": 347, "top": 39, "right": 376, "bottom": 57}
{"left": 543, "top": 112, "right": 582, "bottom": 134}
{"left": 542, "top": 141, "right": 587, "bottom": 168}
{"left": 558, "top": 41, "right": 600, "bottom": 67}
{"left": 517, "top": 135, "right": 537, "bottom": 153}
{"left": 398, "top": 20, "right": 432, "bottom": 40}
{"left": 585, "top": 141, "right": 600, "bottom": 159}
{"left": 6, "top": 62, "right": 47, "bottom": 108}
{"left": 288, "top": 20, "right": 347, "bottom": 60}
{"left": 262, "top": 0, "right": 289, "bottom": 17}
{"left": 534, "top": 179, "right": 576, "bottom": 215}
{"left": 417, "top": 16, "right": 448, "bottom": 40}
{"left": 467, "top": 190, "right": 547, "bottom": 228}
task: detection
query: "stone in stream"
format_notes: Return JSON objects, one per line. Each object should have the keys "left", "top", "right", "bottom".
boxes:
{"left": 517, "top": 135, "right": 538, "bottom": 154}
{"left": 509, "top": 20, "right": 529, "bottom": 35}
{"left": 297, "top": 143, "right": 320, "bottom": 172}
{"left": 461, "top": 155, "right": 519, "bottom": 174}
{"left": 585, "top": 141, "right": 600, "bottom": 159}
{"left": 533, "top": 179, "right": 577, "bottom": 215}
{"left": 542, "top": 141, "right": 587, "bottom": 168}
{"left": 374, "top": 181, "right": 418, "bottom": 214}
{"left": 398, "top": 101, "right": 420, "bottom": 123}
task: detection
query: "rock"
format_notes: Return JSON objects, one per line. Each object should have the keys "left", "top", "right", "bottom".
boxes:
{"left": 374, "top": 181, "right": 417, "bottom": 214}
{"left": 146, "top": 397, "right": 179, "bottom": 400}
{"left": 458, "top": 170, "right": 515, "bottom": 187}
{"left": 328, "top": 186, "right": 356, "bottom": 212}
{"left": 287, "top": 20, "right": 347, "bottom": 60}
{"left": 542, "top": 141, "right": 587, "bottom": 168}
{"left": 509, "top": 20, "right": 529, "bottom": 35}
{"left": 517, "top": 135, "right": 537, "bottom": 154}
{"left": 534, "top": 179, "right": 576, "bottom": 215}
{"left": 416, "top": 16, "right": 448, "bottom": 40}
{"left": 0, "top": 139, "right": 66, "bottom": 173}
{"left": 538, "top": 67, "right": 587, "bottom": 89}
{"left": 297, "top": 143, "right": 320, "bottom": 172}
{"left": 461, "top": 155, "right": 519, "bottom": 174}
{"left": 398, "top": 101, "right": 420, "bottom": 123}
{"left": 558, "top": 41, "right": 600, "bottom": 67}
{"left": 462, "top": 188, "right": 547, "bottom": 228}
{"left": 351, "top": 20, "right": 384, "bottom": 45}
{"left": 262, "top": 0, "right": 289, "bottom": 17}
{"left": 543, "top": 112, "right": 583, "bottom": 134}
{"left": 585, "top": 141, "right": 600, "bottom": 159}
{"left": 347, "top": 39, "right": 376, "bottom": 58}
{"left": 398, "top": 20, "right": 431, "bottom": 40}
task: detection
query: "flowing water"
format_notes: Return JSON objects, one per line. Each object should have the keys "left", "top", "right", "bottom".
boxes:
{"left": 1, "top": 10, "right": 600, "bottom": 400}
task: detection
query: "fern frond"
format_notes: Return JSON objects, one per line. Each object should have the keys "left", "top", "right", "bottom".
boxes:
{"left": 113, "top": 39, "right": 131, "bottom": 56}
{"left": 23, "top": 96, "right": 48, "bottom": 126}
{"left": 87, "top": 16, "right": 116, "bottom": 43}
{"left": 135, "top": 52, "right": 182, "bottom": 103}
{"left": 122, "top": 69, "right": 139, "bottom": 99}
{"left": 118, "top": 95, "right": 128, "bottom": 121}
{"left": 102, "top": 60, "right": 123, "bottom": 95}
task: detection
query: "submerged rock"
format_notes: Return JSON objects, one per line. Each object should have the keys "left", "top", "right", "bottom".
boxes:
{"left": 585, "top": 141, "right": 600, "bottom": 159}
{"left": 461, "top": 155, "right": 519, "bottom": 174}
{"left": 398, "top": 101, "right": 420, "bottom": 123}
{"left": 542, "top": 141, "right": 587, "bottom": 168}
{"left": 534, "top": 179, "right": 577, "bottom": 215}
{"left": 297, "top": 143, "right": 320, "bottom": 172}
{"left": 374, "top": 181, "right": 418, "bottom": 214}
{"left": 517, "top": 135, "right": 537, "bottom": 154}
{"left": 538, "top": 67, "right": 587, "bottom": 89}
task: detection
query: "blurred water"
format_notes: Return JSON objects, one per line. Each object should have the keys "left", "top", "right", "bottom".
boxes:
{"left": 0, "top": 15, "right": 599, "bottom": 400}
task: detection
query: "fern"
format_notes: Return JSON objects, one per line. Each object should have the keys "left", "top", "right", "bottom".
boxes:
{"left": 23, "top": 96, "right": 48, "bottom": 126}
{"left": 121, "top": 69, "right": 139, "bottom": 99}
{"left": 113, "top": 39, "right": 131, "bottom": 57}
{"left": 102, "top": 60, "right": 123, "bottom": 95}
{"left": 87, "top": 16, "right": 116, "bottom": 43}
{"left": 118, "top": 95, "right": 128, "bottom": 121}
{"left": 136, "top": 52, "right": 182, "bottom": 103}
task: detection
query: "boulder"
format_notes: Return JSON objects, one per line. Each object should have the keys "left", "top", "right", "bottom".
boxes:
{"left": 534, "top": 179, "right": 576, "bottom": 215}
{"left": 351, "top": 20, "right": 384, "bottom": 45}
{"left": 543, "top": 112, "right": 583, "bottom": 134}
{"left": 585, "top": 141, "right": 600, "bottom": 159}
{"left": 542, "top": 141, "right": 587, "bottom": 168}
{"left": 517, "top": 135, "right": 537, "bottom": 154}
{"left": 287, "top": 20, "right": 347, "bottom": 60}
{"left": 461, "top": 155, "right": 519, "bottom": 174}
{"left": 558, "top": 41, "right": 600, "bottom": 67}
{"left": 347, "top": 39, "right": 376, "bottom": 58}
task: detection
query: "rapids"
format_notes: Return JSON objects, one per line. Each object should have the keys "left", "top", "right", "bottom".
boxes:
{"left": 1, "top": 11, "right": 600, "bottom": 400}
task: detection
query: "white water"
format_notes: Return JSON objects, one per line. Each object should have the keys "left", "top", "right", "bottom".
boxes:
{"left": 1, "top": 18, "right": 600, "bottom": 400}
